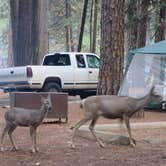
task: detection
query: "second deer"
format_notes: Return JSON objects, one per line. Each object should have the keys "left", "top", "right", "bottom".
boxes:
{"left": 71, "top": 86, "right": 161, "bottom": 148}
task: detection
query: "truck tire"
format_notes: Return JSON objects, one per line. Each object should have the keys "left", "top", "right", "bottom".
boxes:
{"left": 43, "top": 82, "right": 61, "bottom": 92}
{"left": 79, "top": 93, "right": 87, "bottom": 99}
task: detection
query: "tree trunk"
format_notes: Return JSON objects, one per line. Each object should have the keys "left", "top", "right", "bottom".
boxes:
{"left": 126, "top": 0, "right": 148, "bottom": 73}
{"left": 155, "top": 0, "right": 166, "bottom": 42}
{"left": 77, "top": 0, "right": 88, "bottom": 52}
{"left": 126, "top": 0, "right": 148, "bottom": 53}
{"left": 37, "top": 0, "right": 48, "bottom": 64}
{"left": 92, "top": 0, "right": 98, "bottom": 53}
{"left": 89, "top": 0, "right": 93, "bottom": 52}
{"left": 97, "top": 0, "right": 125, "bottom": 95}
{"left": 65, "top": 0, "right": 74, "bottom": 52}
{"left": 9, "top": 0, "right": 48, "bottom": 66}
{"left": 8, "top": 13, "right": 14, "bottom": 67}
{"left": 10, "top": 0, "right": 19, "bottom": 66}
{"left": 136, "top": 0, "right": 148, "bottom": 48}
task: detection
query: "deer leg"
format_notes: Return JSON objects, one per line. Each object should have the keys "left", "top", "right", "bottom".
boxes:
{"left": 71, "top": 117, "right": 91, "bottom": 148}
{"left": 33, "top": 127, "right": 38, "bottom": 153}
{"left": 0, "top": 123, "right": 10, "bottom": 151}
{"left": 30, "top": 126, "right": 34, "bottom": 152}
{"left": 123, "top": 115, "right": 136, "bottom": 147}
{"left": 30, "top": 126, "right": 38, "bottom": 153}
{"left": 8, "top": 125, "right": 17, "bottom": 151}
{"left": 89, "top": 116, "right": 105, "bottom": 148}
{"left": 118, "top": 118, "right": 125, "bottom": 135}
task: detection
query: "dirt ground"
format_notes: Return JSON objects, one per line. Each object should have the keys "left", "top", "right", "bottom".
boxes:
{"left": 1, "top": 93, "right": 166, "bottom": 166}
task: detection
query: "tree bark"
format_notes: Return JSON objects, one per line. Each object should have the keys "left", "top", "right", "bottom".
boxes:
{"left": 77, "top": 0, "right": 88, "bottom": 52}
{"left": 136, "top": 0, "right": 148, "bottom": 48}
{"left": 8, "top": 10, "right": 14, "bottom": 67}
{"left": 92, "top": 0, "right": 98, "bottom": 53}
{"left": 155, "top": 0, "right": 166, "bottom": 42}
{"left": 97, "top": 0, "right": 125, "bottom": 95}
{"left": 89, "top": 0, "right": 93, "bottom": 52}
{"left": 126, "top": 0, "right": 148, "bottom": 53}
{"left": 65, "top": 0, "right": 74, "bottom": 52}
{"left": 9, "top": 0, "right": 19, "bottom": 66}
{"left": 9, "top": 0, "right": 48, "bottom": 66}
{"left": 37, "top": 0, "right": 48, "bottom": 64}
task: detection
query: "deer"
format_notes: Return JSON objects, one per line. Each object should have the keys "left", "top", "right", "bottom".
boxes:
{"left": 0, "top": 95, "right": 52, "bottom": 153}
{"left": 71, "top": 86, "right": 161, "bottom": 148}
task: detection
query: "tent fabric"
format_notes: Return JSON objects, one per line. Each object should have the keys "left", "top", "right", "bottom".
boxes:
{"left": 131, "top": 40, "right": 166, "bottom": 54}
{"left": 125, "top": 40, "right": 166, "bottom": 73}
{"left": 119, "top": 40, "right": 166, "bottom": 104}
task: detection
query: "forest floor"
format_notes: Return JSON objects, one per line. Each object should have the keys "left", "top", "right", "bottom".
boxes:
{"left": 0, "top": 92, "right": 166, "bottom": 166}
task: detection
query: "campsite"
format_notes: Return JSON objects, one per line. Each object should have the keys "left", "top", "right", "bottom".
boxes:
{"left": 1, "top": 1, "right": 166, "bottom": 166}
{"left": 2, "top": 41, "right": 166, "bottom": 165}
{"left": 1, "top": 40, "right": 166, "bottom": 166}
{"left": 0, "top": 92, "right": 166, "bottom": 166}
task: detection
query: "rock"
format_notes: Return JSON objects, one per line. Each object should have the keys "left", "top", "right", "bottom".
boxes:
{"left": 77, "top": 128, "right": 136, "bottom": 146}
{"left": 106, "top": 135, "right": 136, "bottom": 146}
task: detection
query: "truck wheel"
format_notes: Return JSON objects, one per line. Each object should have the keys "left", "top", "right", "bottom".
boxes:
{"left": 80, "top": 93, "right": 87, "bottom": 99}
{"left": 43, "top": 82, "right": 61, "bottom": 92}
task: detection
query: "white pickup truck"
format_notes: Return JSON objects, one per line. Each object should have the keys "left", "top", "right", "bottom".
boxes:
{"left": 0, "top": 52, "right": 100, "bottom": 96}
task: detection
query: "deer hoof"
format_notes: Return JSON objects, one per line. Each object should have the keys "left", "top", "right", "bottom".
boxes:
{"left": 31, "top": 148, "right": 39, "bottom": 153}
{"left": 0, "top": 147, "right": 5, "bottom": 152}
{"left": 130, "top": 142, "right": 136, "bottom": 147}
{"left": 70, "top": 143, "right": 76, "bottom": 149}
{"left": 98, "top": 141, "right": 105, "bottom": 148}
{"left": 10, "top": 147, "right": 18, "bottom": 151}
{"left": 70, "top": 126, "right": 74, "bottom": 130}
{"left": 31, "top": 149, "right": 37, "bottom": 153}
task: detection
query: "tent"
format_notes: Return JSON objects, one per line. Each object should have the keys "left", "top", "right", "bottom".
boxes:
{"left": 118, "top": 40, "right": 166, "bottom": 108}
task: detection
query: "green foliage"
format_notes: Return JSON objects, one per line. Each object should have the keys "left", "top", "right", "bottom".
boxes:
{"left": 0, "top": 0, "right": 8, "bottom": 19}
{"left": 48, "top": 0, "right": 85, "bottom": 52}
{"left": 125, "top": 0, "right": 160, "bottom": 27}
{"left": 48, "top": 0, "right": 66, "bottom": 51}
{"left": 48, "top": 0, "right": 101, "bottom": 54}
{"left": 125, "top": 0, "right": 164, "bottom": 43}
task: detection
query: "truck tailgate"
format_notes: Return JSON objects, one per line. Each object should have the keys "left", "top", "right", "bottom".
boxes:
{"left": 0, "top": 66, "right": 28, "bottom": 87}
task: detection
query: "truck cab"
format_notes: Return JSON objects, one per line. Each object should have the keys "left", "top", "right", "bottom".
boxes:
{"left": 42, "top": 52, "right": 100, "bottom": 91}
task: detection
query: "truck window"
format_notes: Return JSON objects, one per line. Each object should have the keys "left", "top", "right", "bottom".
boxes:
{"left": 76, "top": 54, "right": 86, "bottom": 68}
{"left": 43, "top": 54, "right": 71, "bottom": 66}
{"left": 86, "top": 54, "right": 100, "bottom": 68}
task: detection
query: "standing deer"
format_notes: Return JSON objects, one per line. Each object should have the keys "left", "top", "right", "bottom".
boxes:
{"left": 71, "top": 86, "right": 161, "bottom": 148}
{"left": 0, "top": 95, "right": 52, "bottom": 153}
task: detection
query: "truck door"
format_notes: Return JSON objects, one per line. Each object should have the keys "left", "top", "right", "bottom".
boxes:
{"left": 74, "top": 54, "right": 89, "bottom": 89}
{"left": 86, "top": 54, "right": 100, "bottom": 89}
